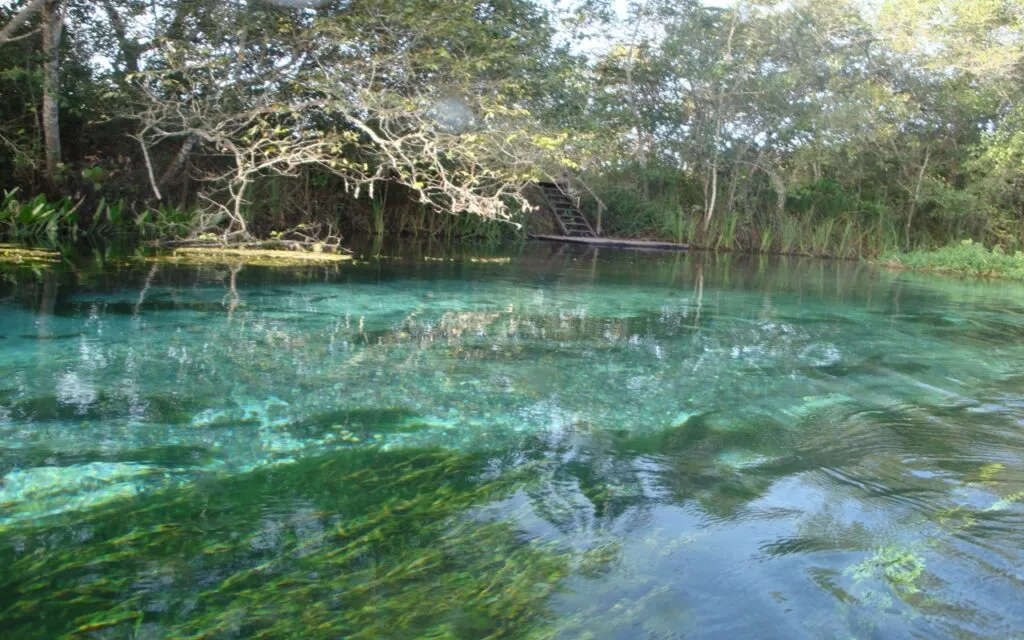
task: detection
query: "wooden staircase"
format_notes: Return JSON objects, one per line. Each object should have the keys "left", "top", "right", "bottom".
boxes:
{"left": 535, "top": 181, "right": 596, "bottom": 238}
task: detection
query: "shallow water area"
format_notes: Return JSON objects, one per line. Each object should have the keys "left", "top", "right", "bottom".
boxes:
{"left": 1, "top": 244, "right": 1023, "bottom": 638}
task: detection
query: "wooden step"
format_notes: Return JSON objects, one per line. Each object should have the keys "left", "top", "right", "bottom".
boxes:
{"left": 533, "top": 181, "right": 596, "bottom": 238}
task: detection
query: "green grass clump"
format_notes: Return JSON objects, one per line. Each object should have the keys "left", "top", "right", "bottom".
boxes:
{"left": 880, "top": 240, "right": 1024, "bottom": 279}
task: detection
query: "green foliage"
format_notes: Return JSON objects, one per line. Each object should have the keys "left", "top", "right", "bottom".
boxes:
{"left": 0, "top": 188, "right": 79, "bottom": 246}
{"left": 0, "top": 188, "right": 140, "bottom": 247}
{"left": 567, "top": 0, "right": 1024, "bottom": 254}
{"left": 582, "top": 168, "right": 908, "bottom": 257}
{"left": 881, "top": 240, "right": 1024, "bottom": 279}
{"left": 595, "top": 186, "right": 666, "bottom": 238}
{"left": 2, "top": 0, "right": 1024, "bottom": 250}
{"left": 1, "top": 0, "right": 579, "bottom": 243}
{"left": 134, "top": 203, "right": 202, "bottom": 240}
{"left": 789, "top": 179, "right": 879, "bottom": 221}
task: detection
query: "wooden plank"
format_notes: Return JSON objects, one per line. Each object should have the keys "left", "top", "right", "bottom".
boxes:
{"left": 528, "top": 234, "right": 689, "bottom": 251}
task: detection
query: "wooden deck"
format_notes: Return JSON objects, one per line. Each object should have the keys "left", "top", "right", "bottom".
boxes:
{"left": 528, "top": 234, "right": 689, "bottom": 251}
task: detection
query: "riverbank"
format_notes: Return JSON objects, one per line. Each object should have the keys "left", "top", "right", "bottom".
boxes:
{"left": 5, "top": 191, "right": 1024, "bottom": 281}
{"left": 7, "top": 236, "right": 1024, "bottom": 283}
{"left": 878, "top": 240, "right": 1024, "bottom": 280}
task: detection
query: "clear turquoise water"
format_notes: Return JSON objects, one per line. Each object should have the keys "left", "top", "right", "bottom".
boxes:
{"left": 1, "top": 246, "right": 1023, "bottom": 638}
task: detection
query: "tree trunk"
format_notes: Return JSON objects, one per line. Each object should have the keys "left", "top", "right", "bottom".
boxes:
{"left": 703, "top": 158, "right": 719, "bottom": 233}
{"left": 724, "top": 144, "right": 748, "bottom": 217}
{"left": 41, "top": 0, "right": 63, "bottom": 183}
{"left": 625, "top": 2, "right": 649, "bottom": 199}
{"left": 230, "top": 173, "right": 250, "bottom": 239}
{"left": 702, "top": 8, "right": 738, "bottom": 235}
{"left": 905, "top": 146, "right": 931, "bottom": 251}
{"left": 724, "top": 164, "right": 739, "bottom": 218}
{"left": 159, "top": 134, "right": 198, "bottom": 186}
{"left": 768, "top": 167, "right": 786, "bottom": 217}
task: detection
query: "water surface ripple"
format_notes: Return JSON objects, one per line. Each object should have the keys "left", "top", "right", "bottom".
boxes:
{"left": 1, "top": 247, "right": 1023, "bottom": 638}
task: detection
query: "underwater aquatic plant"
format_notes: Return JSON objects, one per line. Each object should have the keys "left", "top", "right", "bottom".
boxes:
{"left": 848, "top": 545, "right": 926, "bottom": 595}
{"left": 0, "top": 447, "right": 601, "bottom": 639}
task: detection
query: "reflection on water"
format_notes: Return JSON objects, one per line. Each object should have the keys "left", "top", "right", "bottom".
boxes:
{"left": 1, "top": 245, "right": 1023, "bottom": 638}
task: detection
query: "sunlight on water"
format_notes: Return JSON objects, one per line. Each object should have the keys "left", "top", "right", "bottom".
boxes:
{"left": 1, "top": 246, "right": 1023, "bottom": 638}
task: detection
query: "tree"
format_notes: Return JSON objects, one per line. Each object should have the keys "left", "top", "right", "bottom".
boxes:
{"left": 125, "top": 0, "right": 576, "bottom": 238}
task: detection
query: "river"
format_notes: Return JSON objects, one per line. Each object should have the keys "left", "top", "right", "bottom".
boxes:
{"left": 1, "top": 244, "right": 1022, "bottom": 638}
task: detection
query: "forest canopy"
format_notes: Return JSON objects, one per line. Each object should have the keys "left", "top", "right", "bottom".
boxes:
{"left": 2, "top": 0, "right": 1024, "bottom": 255}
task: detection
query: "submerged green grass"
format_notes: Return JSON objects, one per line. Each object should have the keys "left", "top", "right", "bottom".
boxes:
{"left": 0, "top": 446, "right": 594, "bottom": 639}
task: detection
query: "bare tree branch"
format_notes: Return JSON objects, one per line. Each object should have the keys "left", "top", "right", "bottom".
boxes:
{"left": 0, "top": 0, "right": 46, "bottom": 45}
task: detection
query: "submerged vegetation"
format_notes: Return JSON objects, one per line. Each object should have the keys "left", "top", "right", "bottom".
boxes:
{"left": 1, "top": 1, "right": 1024, "bottom": 256}
{"left": 0, "top": 447, "right": 588, "bottom": 639}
